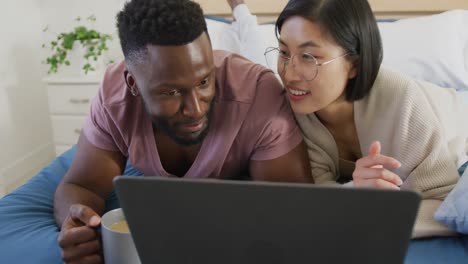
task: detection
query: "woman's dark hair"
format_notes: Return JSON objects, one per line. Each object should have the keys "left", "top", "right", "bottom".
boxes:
{"left": 117, "top": 0, "right": 208, "bottom": 65}
{"left": 276, "top": 0, "right": 383, "bottom": 101}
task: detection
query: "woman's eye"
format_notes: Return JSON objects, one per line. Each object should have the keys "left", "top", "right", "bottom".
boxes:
{"left": 302, "top": 53, "right": 317, "bottom": 61}
{"left": 279, "top": 50, "right": 289, "bottom": 57}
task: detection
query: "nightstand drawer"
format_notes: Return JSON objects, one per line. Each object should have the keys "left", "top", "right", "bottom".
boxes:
{"left": 51, "top": 115, "right": 87, "bottom": 145}
{"left": 47, "top": 84, "right": 99, "bottom": 115}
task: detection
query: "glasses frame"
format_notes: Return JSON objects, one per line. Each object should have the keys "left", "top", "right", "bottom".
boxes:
{"left": 264, "top": 47, "right": 349, "bottom": 81}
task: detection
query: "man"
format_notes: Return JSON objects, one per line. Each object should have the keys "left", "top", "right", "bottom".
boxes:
{"left": 54, "top": 0, "right": 312, "bottom": 263}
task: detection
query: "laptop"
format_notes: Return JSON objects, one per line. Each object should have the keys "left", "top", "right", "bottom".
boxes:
{"left": 114, "top": 176, "right": 421, "bottom": 264}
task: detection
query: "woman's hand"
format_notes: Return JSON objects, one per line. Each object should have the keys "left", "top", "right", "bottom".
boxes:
{"left": 353, "top": 141, "right": 403, "bottom": 190}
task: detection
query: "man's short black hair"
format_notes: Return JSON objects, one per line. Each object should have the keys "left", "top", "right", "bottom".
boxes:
{"left": 276, "top": 0, "right": 383, "bottom": 101}
{"left": 117, "top": 0, "right": 208, "bottom": 64}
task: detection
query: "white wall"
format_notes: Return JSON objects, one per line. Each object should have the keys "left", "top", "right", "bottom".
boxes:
{"left": 0, "top": 0, "right": 126, "bottom": 197}
{"left": 0, "top": 1, "right": 55, "bottom": 196}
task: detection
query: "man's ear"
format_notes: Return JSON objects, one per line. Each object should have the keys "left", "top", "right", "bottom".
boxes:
{"left": 124, "top": 70, "right": 139, "bottom": 96}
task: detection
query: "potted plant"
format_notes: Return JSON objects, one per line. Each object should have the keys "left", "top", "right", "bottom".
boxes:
{"left": 43, "top": 15, "right": 113, "bottom": 75}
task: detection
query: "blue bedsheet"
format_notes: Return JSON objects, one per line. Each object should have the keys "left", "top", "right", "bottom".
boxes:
{"left": 0, "top": 146, "right": 142, "bottom": 263}
{"left": 0, "top": 146, "right": 466, "bottom": 263}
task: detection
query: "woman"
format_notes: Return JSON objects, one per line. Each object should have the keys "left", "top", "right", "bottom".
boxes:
{"left": 264, "top": 0, "right": 468, "bottom": 238}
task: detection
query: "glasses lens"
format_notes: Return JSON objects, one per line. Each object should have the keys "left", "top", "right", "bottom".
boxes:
{"left": 264, "top": 48, "right": 282, "bottom": 75}
{"left": 264, "top": 49, "right": 320, "bottom": 81}
{"left": 299, "top": 53, "right": 319, "bottom": 81}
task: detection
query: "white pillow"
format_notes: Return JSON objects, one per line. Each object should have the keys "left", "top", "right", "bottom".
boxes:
{"left": 206, "top": 17, "right": 276, "bottom": 68}
{"left": 379, "top": 10, "right": 468, "bottom": 91}
{"left": 465, "top": 35, "right": 468, "bottom": 73}
{"left": 459, "top": 91, "right": 468, "bottom": 106}
{"left": 205, "top": 18, "right": 240, "bottom": 54}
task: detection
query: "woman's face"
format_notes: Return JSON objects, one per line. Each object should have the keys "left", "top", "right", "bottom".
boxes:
{"left": 278, "top": 16, "right": 356, "bottom": 114}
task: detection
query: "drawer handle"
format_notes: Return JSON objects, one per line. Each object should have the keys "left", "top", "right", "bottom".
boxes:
{"left": 69, "top": 98, "right": 90, "bottom": 104}
{"left": 74, "top": 129, "right": 82, "bottom": 135}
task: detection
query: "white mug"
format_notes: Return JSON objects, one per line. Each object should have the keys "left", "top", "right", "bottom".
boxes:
{"left": 101, "top": 208, "right": 141, "bottom": 264}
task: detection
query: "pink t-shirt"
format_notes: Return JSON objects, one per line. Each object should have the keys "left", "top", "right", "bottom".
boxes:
{"left": 83, "top": 50, "right": 302, "bottom": 179}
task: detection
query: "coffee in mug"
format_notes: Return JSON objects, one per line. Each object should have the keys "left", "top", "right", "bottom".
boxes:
{"left": 101, "top": 208, "right": 140, "bottom": 264}
{"left": 109, "top": 219, "right": 129, "bottom": 233}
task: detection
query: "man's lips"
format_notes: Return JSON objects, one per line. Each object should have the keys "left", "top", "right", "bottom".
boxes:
{"left": 180, "top": 119, "right": 206, "bottom": 132}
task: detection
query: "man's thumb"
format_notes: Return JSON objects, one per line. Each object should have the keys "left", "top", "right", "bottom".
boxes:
{"left": 70, "top": 204, "right": 101, "bottom": 227}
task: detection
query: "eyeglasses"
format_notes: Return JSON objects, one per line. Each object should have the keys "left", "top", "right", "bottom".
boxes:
{"left": 264, "top": 47, "right": 349, "bottom": 81}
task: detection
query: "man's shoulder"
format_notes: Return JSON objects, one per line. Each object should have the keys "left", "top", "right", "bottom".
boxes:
{"left": 213, "top": 50, "right": 280, "bottom": 104}
{"left": 98, "top": 60, "right": 129, "bottom": 106}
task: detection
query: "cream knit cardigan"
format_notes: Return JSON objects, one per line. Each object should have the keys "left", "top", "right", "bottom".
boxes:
{"left": 295, "top": 67, "right": 468, "bottom": 238}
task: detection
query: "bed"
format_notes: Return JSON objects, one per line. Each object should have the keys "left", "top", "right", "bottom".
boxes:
{"left": 201, "top": 1, "right": 468, "bottom": 263}
{"left": 0, "top": 1, "right": 467, "bottom": 263}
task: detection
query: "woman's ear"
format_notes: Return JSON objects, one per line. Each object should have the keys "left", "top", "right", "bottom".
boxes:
{"left": 347, "top": 57, "right": 358, "bottom": 80}
{"left": 124, "top": 70, "right": 139, "bottom": 96}
{"left": 348, "top": 66, "right": 357, "bottom": 79}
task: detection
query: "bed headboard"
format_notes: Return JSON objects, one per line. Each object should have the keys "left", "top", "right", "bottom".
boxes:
{"left": 195, "top": 0, "right": 468, "bottom": 22}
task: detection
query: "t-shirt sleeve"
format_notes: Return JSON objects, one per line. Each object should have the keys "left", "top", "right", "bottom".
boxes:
{"left": 250, "top": 72, "right": 303, "bottom": 160}
{"left": 82, "top": 89, "right": 120, "bottom": 152}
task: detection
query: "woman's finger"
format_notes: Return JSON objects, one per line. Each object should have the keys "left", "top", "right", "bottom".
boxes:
{"left": 368, "top": 141, "right": 381, "bottom": 157}
{"left": 354, "top": 178, "right": 400, "bottom": 190}
{"left": 356, "top": 154, "right": 401, "bottom": 169}
{"left": 353, "top": 167, "right": 403, "bottom": 186}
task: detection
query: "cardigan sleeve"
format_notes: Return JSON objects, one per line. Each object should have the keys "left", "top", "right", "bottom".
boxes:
{"left": 302, "top": 135, "right": 338, "bottom": 185}
{"left": 393, "top": 81, "right": 459, "bottom": 237}
{"left": 295, "top": 113, "right": 342, "bottom": 185}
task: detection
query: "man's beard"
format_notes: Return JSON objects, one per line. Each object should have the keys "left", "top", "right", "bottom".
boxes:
{"left": 151, "top": 101, "right": 215, "bottom": 146}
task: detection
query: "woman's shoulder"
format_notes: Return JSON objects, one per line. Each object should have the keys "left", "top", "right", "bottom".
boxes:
{"left": 373, "top": 66, "right": 459, "bottom": 98}
{"left": 356, "top": 67, "right": 415, "bottom": 118}
{"left": 372, "top": 66, "right": 415, "bottom": 97}
{"left": 364, "top": 66, "right": 451, "bottom": 110}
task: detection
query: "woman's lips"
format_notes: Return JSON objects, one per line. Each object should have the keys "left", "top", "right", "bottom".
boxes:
{"left": 287, "top": 86, "right": 310, "bottom": 101}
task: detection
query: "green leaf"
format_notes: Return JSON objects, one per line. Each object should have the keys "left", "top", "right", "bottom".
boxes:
{"left": 62, "top": 33, "right": 76, "bottom": 50}
{"left": 43, "top": 14, "right": 112, "bottom": 75}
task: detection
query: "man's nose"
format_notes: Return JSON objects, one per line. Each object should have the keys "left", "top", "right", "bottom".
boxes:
{"left": 182, "top": 90, "right": 204, "bottom": 119}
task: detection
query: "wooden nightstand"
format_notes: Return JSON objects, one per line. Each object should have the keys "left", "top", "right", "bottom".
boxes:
{"left": 44, "top": 77, "right": 101, "bottom": 156}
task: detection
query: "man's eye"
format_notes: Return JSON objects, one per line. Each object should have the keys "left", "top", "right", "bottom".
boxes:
{"left": 200, "top": 78, "right": 210, "bottom": 86}
{"left": 163, "top": 90, "right": 180, "bottom": 96}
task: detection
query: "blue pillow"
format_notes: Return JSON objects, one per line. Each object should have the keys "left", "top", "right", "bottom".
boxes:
{"left": 0, "top": 145, "right": 143, "bottom": 263}
{"left": 434, "top": 168, "right": 468, "bottom": 234}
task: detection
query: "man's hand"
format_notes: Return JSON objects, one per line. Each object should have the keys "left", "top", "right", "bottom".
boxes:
{"left": 227, "top": 0, "right": 245, "bottom": 10}
{"left": 353, "top": 141, "right": 403, "bottom": 190}
{"left": 58, "top": 204, "right": 103, "bottom": 264}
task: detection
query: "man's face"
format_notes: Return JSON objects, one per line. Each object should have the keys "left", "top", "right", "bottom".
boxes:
{"left": 127, "top": 33, "right": 216, "bottom": 145}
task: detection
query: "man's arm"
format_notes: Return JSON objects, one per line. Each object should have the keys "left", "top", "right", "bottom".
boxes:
{"left": 250, "top": 140, "right": 313, "bottom": 183}
{"left": 54, "top": 133, "right": 126, "bottom": 226}
{"left": 54, "top": 133, "right": 126, "bottom": 263}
